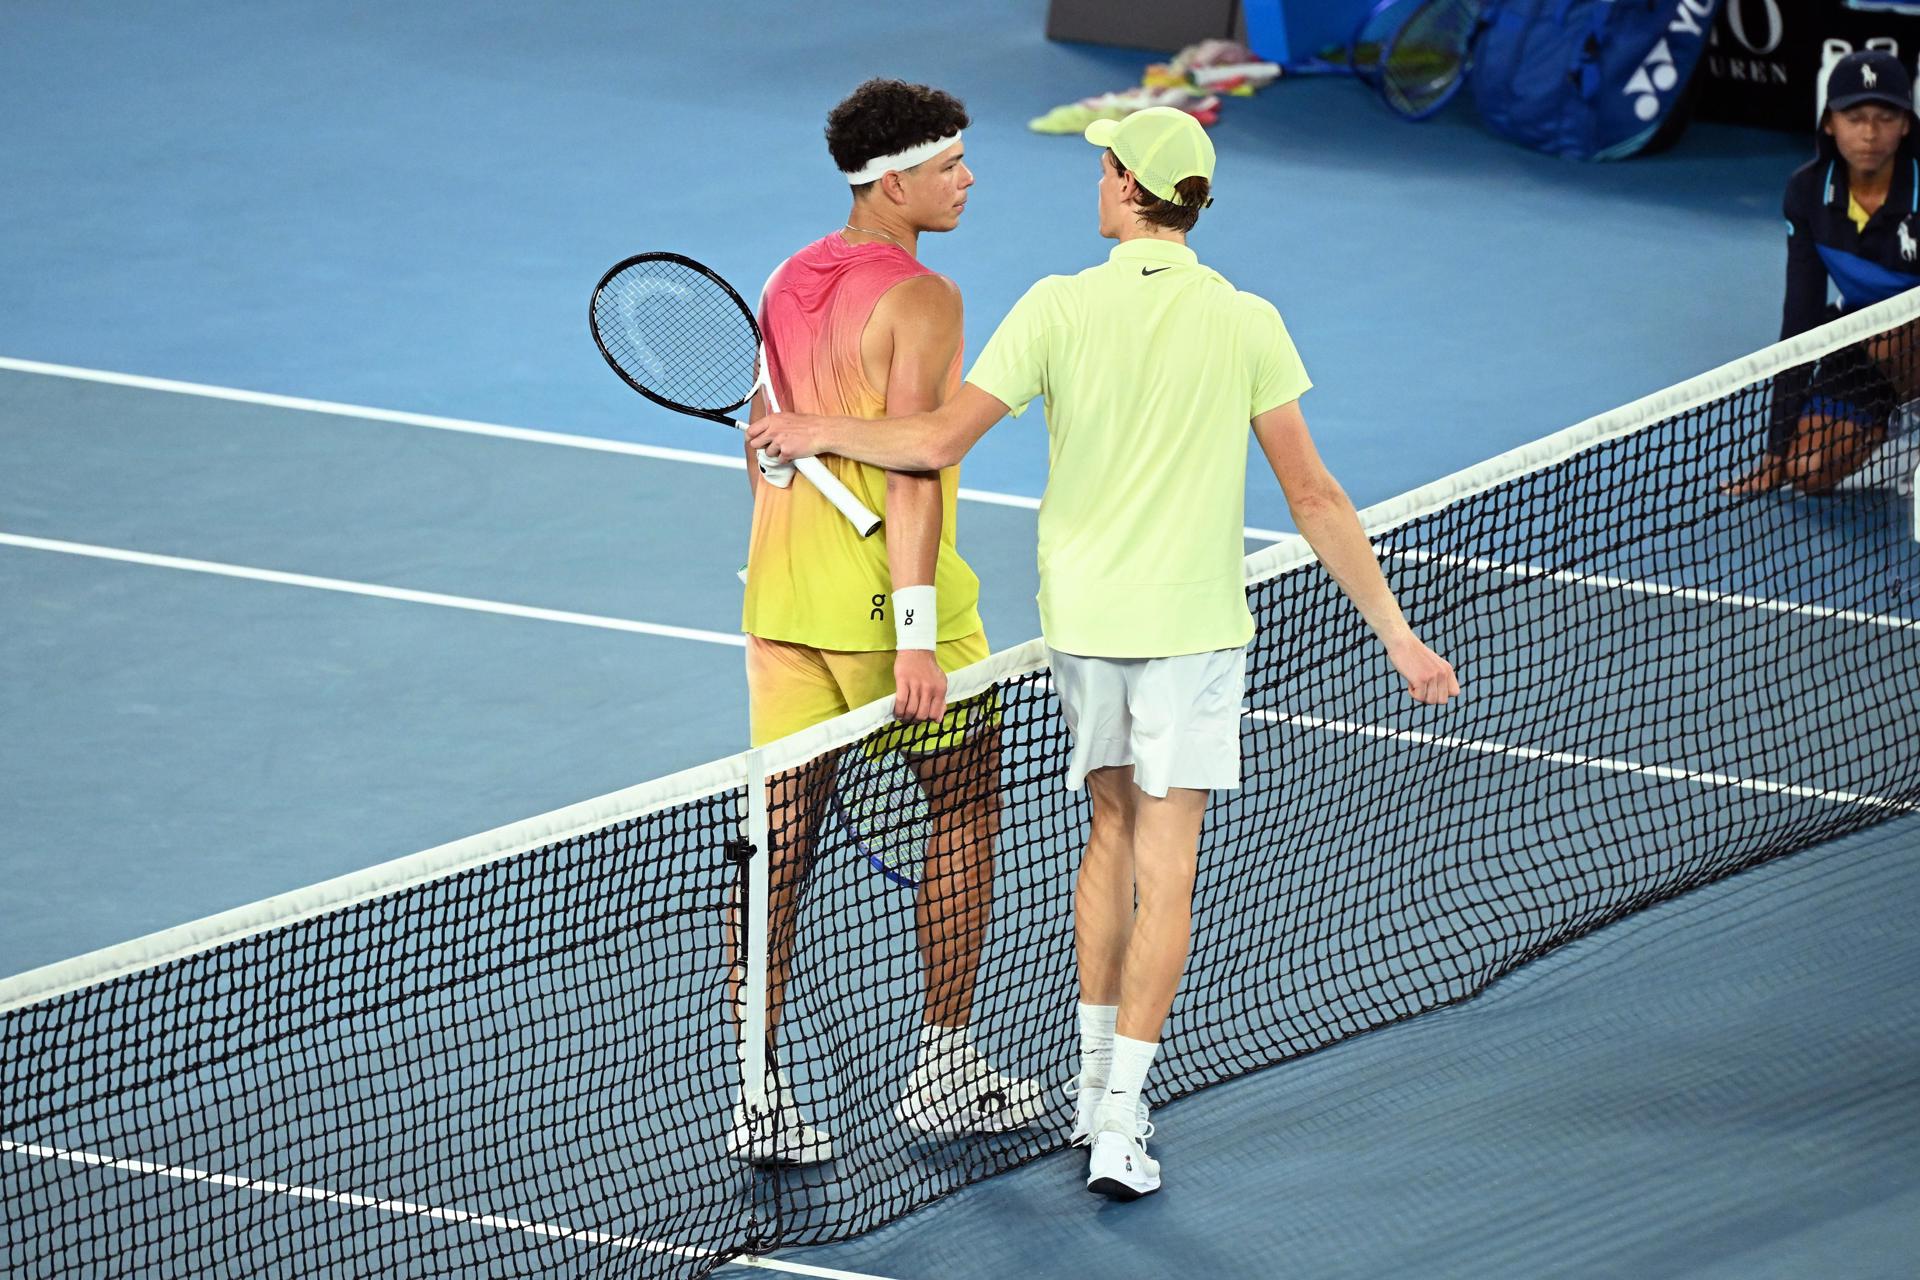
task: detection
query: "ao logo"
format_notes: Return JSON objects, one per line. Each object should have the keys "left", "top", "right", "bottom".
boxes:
{"left": 1623, "top": 0, "right": 1716, "bottom": 123}
{"left": 1725, "top": 0, "right": 1784, "bottom": 58}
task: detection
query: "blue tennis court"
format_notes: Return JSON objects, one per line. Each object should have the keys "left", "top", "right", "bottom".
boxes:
{"left": 4, "top": 4, "right": 1918, "bottom": 1277}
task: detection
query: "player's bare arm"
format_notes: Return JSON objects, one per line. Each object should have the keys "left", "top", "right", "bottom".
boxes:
{"left": 868, "top": 273, "right": 965, "bottom": 722}
{"left": 1253, "top": 399, "right": 1460, "bottom": 705}
{"left": 748, "top": 382, "right": 1006, "bottom": 472}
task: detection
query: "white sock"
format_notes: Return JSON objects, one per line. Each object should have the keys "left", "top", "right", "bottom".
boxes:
{"left": 1077, "top": 1003, "right": 1118, "bottom": 1091}
{"left": 1101, "top": 1034, "right": 1157, "bottom": 1132}
{"left": 918, "top": 1022, "right": 970, "bottom": 1068}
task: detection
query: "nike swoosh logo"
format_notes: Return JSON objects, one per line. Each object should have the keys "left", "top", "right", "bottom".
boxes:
{"left": 1141, "top": 267, "right": 1172, "bottom": 276}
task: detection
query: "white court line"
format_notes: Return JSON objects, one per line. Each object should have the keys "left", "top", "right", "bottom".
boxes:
{"left": 0, "top": 533, "right": 745, "bottom": 648}
{"left": 725, "top": 1256, "right": 904, "bottom": 1280}
{"left": 0, "top": 356, "right": 753, "bottom": 470}
{"left": 0, "top": 354, "right": 1040, "bottom": 513}
{"left": 0, "top": 354, "right": 1281, "bottom": 538}
{"left": 4, "top": 357, "right": 1904, "bottom": 638}
{"left": 1, "top": 1139, "right": 899, "bottom": 1278}
{"left": 1393, "top": 548, "right": 1920, "bottom": 631}
{"left": 1249, "top": 709, "right": 1916, "bottom": 812}
{"left": 1, "top": 1138, "right": 896, "bottom": 1275}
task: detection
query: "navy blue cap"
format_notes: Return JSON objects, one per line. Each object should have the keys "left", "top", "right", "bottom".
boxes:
{"left": 1827, "top": 50, "right": 1914, "bottom": 114}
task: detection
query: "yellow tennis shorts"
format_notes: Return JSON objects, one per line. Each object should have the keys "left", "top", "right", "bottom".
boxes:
{"left": 746, "top": 630, "right": 992, "bottom": 750}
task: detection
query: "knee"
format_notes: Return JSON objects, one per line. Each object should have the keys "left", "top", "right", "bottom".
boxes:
{"left": 1090, "top": 795, "right": 1134, "bottom": 836}
{"left": 926, "top": 829, "right": 994, "bottom": 887}
{"left": 1077, "top": 816, "right": 1135, "bottom": 897}
{"left": 1079, "top": 825, "right": 1133, "bottom": 890}
{"left": 1785, "top": 446, "right": 1827, "bottom": 490}
{"left": 1086, "top": 793, "right": 1135, "bottom": 851}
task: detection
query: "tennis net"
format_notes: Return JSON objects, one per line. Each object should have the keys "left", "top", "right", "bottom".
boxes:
{"left": 5, "top": 293, "right": 1919, "bottom": 1277}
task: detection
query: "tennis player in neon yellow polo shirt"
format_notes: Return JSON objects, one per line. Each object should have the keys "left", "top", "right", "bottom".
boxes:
{"left": 750, "top": 106, "right": 1460, "bottom": 1200}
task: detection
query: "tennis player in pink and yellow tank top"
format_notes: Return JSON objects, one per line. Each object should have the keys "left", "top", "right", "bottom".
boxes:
{"left": 725, "top": 78, "right": 1042, "bottom": 1169}
{"left": 743, "top": 232, "right": 987, "bottom": 719}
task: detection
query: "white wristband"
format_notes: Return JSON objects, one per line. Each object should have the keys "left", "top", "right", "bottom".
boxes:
{"left": 892, "top": 585, "right": 937, "bottom": 651}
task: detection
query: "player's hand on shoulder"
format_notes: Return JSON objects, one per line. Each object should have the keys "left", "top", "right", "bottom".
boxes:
{"left": 892, "top": 650, "right": 948, "bottom": 723}
{"left": 1387, "top": 634, "right": 1460, "bottom": 706}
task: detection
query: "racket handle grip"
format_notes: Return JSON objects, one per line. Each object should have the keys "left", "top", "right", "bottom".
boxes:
{"left": 794, "top": 455, "right": 883, "bottom": 538}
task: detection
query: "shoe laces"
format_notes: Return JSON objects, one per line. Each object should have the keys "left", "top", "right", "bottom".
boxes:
{"left": 946, "top": 1043, "right": 1036, "bottom": 1094}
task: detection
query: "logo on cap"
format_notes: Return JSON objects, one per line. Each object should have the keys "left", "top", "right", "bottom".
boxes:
{"left": 1826, "top": 48, "right": 1915, "bottom": 114}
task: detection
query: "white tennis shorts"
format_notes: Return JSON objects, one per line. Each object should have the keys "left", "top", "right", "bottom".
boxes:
{"left": 1048, "top": 646, "right": 1246, "bottom": 798}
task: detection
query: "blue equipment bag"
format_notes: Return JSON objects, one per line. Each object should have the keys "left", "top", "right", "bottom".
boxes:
{"left": 1470, "top": 0, "right": 1726, "bottom": 159}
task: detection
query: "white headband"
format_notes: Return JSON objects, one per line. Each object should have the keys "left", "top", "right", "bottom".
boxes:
{"left": 842, "top": 132, "right": 962, "bottom": 185}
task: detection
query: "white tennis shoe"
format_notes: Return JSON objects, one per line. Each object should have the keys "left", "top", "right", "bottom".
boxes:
{"left": 1064, "top": 1074, "right": 1150, "bottom": 1148}
{"left": 1085, "top": 1100, "right": 1160, "bottom": 1200}
{"left": 726, "top": 1069, "right": 833, "bottom": 1166}
{"left": 894, "top": 1042, "right": 1045, "bottom": 1135}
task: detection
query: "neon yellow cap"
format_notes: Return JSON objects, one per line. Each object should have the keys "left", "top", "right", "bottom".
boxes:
{"left": 1083, "top": 107, "right": 1216, "bottom": 204}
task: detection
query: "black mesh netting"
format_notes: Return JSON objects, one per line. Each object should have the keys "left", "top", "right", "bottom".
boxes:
{"left": 6, "top": 318, "right": 1918, "bottom": 1275}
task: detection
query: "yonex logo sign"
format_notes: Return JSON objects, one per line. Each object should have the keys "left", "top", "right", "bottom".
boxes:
{"left": 1623, "top": 0, "right": 1716, "bottom": 123}
{"left": 1624, "top": 41, "right": 1680, "bottom": 122}
{"left": 1664, "top": 0, "right": 1714, "bottom": 39}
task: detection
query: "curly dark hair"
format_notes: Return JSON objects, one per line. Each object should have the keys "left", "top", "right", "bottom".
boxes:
{"left": 825, "top": 79, "right": 970, "bottom": 185}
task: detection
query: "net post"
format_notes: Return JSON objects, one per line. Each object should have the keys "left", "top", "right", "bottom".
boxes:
{"left": 738, "top": 748, "right": 771, "bottom": 1112}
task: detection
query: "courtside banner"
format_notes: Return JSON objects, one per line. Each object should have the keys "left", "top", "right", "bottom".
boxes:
{"left": 1698, "top": 1, "right": 1920, "bottom": 132}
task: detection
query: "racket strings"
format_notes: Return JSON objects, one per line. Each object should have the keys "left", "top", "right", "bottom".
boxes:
{"left": 593, "top": 260, "right": 759, "bottom": 412}
{"left": 826, "top": 695, "right": 1006, "bottom": 890}
{"left": 833, "top": 750, "right": 932, "bottom": 887}
{"left": 1382, "top": 0, "right": 1479, "bottom": 117}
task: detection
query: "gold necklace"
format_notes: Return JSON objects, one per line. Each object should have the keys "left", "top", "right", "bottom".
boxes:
{"left": 842, "top": 223, "right": 906, "bottom": 248}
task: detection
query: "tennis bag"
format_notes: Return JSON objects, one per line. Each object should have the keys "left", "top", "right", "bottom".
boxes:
{"left": 1470, "top": 0, "right": 1726, "bottom": 159}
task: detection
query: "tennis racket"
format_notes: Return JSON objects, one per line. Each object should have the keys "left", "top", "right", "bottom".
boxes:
{"left": 1378, "top": 0, "right": 1481, "bottom": 121}
{"left": 1350, "top": 0, "right": 1480, "bottom": 121}
{"left": 826, "top": 685, "right": 1008, "bottom": 891}
{"left": 589, "top": 252, "right": 882, "bottom": 537}
{"left": 829, "top": 741, "right": 931, "bottom": 890}
{"left": 1349, "top": 0, "right": 1423, "bottom": 88}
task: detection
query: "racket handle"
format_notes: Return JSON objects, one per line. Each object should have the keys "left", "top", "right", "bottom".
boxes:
{"left": 730, "top": 413, "right": 881, "bottom": 537}
{"left": 746, "top": 330, "right": 879, "bottom": 536}
{"left": 795, "top": 455, "right": 883, "bottom": 538}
